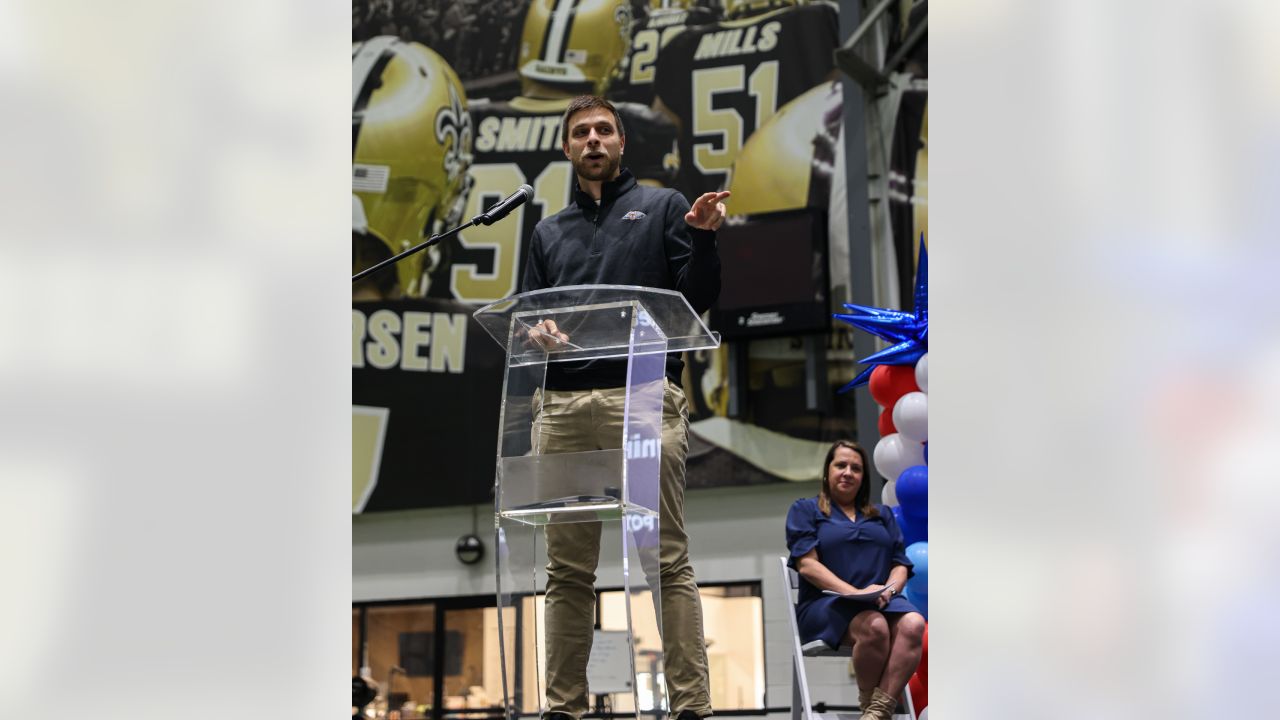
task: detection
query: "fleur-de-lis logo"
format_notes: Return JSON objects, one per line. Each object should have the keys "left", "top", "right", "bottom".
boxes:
{"left": 434, "top": 82, "right": 473, "bottom": 183}
{"left": 614, "top": 3, "right": 635, "bottom": 39}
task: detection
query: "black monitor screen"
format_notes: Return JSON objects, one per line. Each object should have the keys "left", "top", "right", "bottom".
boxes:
{"left": 711, "top": 208, "right": 829, "bottom": 338}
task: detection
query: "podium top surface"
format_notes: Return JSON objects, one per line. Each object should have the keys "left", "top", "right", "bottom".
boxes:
{"left": 473, "top": 284, "right": 721, "bottom": 359}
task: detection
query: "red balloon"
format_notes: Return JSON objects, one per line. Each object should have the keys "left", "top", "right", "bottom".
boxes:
{"left": 869, "top": 365, "right": 920, "bottom": 408}
{"left": 878, "top": 407, "right": 897, "bottom": 437}
{"left": 917, "top": 623, "right": 928, "bottom": 682}
{"left": 909, "top": 622, "right": 928, "bottom": 711}
{"left": 908, "top": 673, "right": 928, "bottom": 713}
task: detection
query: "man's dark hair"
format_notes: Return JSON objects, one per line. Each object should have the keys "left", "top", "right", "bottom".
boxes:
{"left": 560, "top": 95, "right": 626, "bottom": 145}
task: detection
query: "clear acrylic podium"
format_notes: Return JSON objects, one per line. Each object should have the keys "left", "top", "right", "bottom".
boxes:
{"left": 473, "top": 285, "right": 720, "bottom": 720}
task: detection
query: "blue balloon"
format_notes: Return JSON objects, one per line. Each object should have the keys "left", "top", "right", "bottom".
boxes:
{"left": 905, "top": 541, "right": 928, "bottom": 588}
{"left": 893, "top": 503, "right": 927, "bottom": 544}
{"left": 923, "top": 442, "right": 928, "bottom": 464}
{"left": 905, "top": 586, "right": 928, "bottom": 619}
{"left": 907, "top": 572, "right": 928, "bottom": 597}
{"left": 896, "top": 465, "right": 928, "bottom": 519}
{"left": 900, "top": 509, "right": 927, "bottom": 545}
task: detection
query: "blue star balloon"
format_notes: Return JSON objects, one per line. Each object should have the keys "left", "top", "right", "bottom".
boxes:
{"left": 835, "top": 237, "right": 928, "bottom": 392}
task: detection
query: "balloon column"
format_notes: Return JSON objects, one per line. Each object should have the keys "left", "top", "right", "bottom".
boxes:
{"left": 834, "top": 238, "right": 928, "bottom": 619}
{"left": 836, "top": 238, "right": 930, "bottom": 718}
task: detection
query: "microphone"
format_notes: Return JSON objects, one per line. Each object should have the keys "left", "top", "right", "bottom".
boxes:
{"left": 472, "top": 184, "right": 533, "bottom": 226}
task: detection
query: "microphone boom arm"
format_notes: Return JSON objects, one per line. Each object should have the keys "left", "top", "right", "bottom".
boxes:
{"left": 351, "top": 218, "right": 474, "bottom": 285}
{"left": 353, "top": 184, "right": 531, "bottom": 285}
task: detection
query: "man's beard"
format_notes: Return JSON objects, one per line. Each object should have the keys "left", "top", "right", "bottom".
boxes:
{"left": 574, "top": 152, "right": 620, "bottom": 182}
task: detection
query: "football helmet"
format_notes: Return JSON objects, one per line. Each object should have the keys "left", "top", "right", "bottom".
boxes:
{"left": 518, "top": 0, "right": 634, "bottom": 98}
{"left": 722, "top": 0, "right": 797, "bottom": 20}
{"left": 727, "top": 81, "right": 841, "bottom": 215}
{"left": 913, "top": 98, "right": 928, "bottom": 265}
{"left": 353, "top": 36, "right": 473, "bottom": 298}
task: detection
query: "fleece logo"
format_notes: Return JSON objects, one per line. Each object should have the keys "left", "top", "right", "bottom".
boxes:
{"left": 621, "top": 210, "right": 647, "bottom": 221}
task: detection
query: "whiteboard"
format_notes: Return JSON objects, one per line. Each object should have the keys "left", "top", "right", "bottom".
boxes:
{"left": 586, "top": 630, "right": 633, "bottom": 694}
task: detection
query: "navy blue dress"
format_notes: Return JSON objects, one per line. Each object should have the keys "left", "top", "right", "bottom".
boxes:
{"left": 785, "top": 497, "right": 918, "bottom": 649}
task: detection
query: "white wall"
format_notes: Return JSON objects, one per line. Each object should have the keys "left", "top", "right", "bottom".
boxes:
{"left": 353, "top": 480, "right": 862, "bottom": 716}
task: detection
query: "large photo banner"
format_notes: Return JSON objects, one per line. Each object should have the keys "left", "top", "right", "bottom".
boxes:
{"left": 352, "top": 0, "right": 926, "bottom": 512}
{"left": 352, "top": 298, "right": 505, "bottom": 512}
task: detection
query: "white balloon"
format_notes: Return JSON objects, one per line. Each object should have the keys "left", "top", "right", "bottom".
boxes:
{"left": 873, "top": 433, "right": 926, "bottom": 483}
{"left": 915, "top": 353, "right": 929, "bottom": 394}
{"left": 882, "top": 479, "right": 898, "bottom": 507}
{"left": 893, "top": 391, "right": 929, "bottom": 443}
{"left": 874, "top": 435, "right": 902, "bottom": 481}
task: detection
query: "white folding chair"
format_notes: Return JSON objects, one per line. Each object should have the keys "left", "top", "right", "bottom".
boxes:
{"left": 779, "top": 557, "right": 916, "bottom": 720}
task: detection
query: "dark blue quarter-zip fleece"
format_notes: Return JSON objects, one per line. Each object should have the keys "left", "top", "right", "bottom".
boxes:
{"left": 520, "top": 167, "right": 721, "bottom": 390}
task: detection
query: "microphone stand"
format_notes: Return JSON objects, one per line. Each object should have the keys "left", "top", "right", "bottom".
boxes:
{"left": 352, "top": 218, "right": 475, "bottom": 285}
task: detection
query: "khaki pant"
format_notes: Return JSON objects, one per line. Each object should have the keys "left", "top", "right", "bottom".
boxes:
{"left": 533, "top": 379, "right": 712, "bottom": 719}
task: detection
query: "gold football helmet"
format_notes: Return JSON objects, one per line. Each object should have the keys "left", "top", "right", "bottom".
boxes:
{"left": 353, "top": 36, "right": 473, "bottom": 298}
{"left": 518, "top": 0, "right": 634, "bottom": 98}
{"left": 913, "top": 98, "right": 928, "bottom": 265}
{"left": 722, "top": 0, "right": 797, "bottom": 20}
{"left": 727, "top": 81, "right": 841, "bottom": 215}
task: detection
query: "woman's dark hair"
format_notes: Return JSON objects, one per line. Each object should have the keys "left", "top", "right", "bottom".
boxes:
{"left": 817, "top": 439, "right": 879, "bottom": 519}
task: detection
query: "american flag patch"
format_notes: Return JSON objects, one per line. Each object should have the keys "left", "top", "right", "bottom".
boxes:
{"left": 621, "top": 210, "right": 646, "bottom": 221}
{"left": 352, "top": 163, "right": 389, "bottom": 193}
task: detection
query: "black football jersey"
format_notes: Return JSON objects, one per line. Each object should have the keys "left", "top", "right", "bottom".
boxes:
{"left": 429, "top": 96, "right": 678, "bottom": 304}
{"left": 610, "top": 5, "right": 718, "bottom": 106}
{"left": 653, "top": 3, "right": 838, "bottom": 200}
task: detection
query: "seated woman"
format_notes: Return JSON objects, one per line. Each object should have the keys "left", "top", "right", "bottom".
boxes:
{"left": 786, "top": 440, "right": 926, "bottom": 720}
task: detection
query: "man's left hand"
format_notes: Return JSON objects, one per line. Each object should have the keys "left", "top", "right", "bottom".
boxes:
{"left": 685, "top": 190, "right": 731, "bottom": 231}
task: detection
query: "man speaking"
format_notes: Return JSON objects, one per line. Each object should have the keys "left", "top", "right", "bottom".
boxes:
{"left": 521, "top": 95, "right": 729, "bottom": 720}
